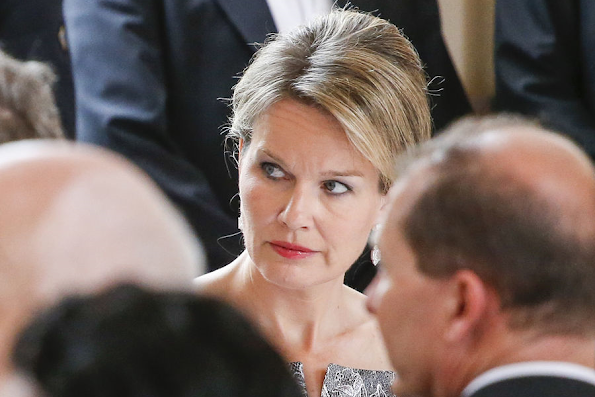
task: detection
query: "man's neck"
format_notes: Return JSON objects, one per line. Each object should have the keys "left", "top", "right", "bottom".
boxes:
{"left": 436, "top": 330, "right": 595, "bottom": 397}
{"left": 488, "top": 332, "right": 595, "bottom": 368}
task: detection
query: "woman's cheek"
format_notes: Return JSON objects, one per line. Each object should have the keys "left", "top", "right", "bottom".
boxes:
{"left": 241, "top": 175, "right": 276, "bottom": 224}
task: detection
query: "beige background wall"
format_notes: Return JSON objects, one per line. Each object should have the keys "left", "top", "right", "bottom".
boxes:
{"left": 437, "top": 0, "right": 495, "bottom": 113}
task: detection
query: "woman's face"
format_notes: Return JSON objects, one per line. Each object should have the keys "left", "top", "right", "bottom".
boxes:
{"left": 238, "top": 98, "right": 385, "bottom": 289}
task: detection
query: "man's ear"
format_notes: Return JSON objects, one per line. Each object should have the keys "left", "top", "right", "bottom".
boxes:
{"left": 443, "top": 270, "right": 494, "bottom": 343}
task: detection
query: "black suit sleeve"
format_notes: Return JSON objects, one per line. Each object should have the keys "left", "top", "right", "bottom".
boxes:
{"left": 494, "top": 0, "right": 595, "bottom": 157}
{"left": 63, "top": 0, "right": 236, "bottom": 270}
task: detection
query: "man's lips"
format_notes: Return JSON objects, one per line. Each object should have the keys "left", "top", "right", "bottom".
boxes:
{"left": 269, "top": 241, "right": 317, "bottom": 259}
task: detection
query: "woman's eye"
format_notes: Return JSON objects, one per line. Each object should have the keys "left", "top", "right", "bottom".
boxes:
{"left": 323, "top": 180, "right": 350, "bottom": 194}
{"left": 262, "top": 162, "right": 286, "bottom": 179}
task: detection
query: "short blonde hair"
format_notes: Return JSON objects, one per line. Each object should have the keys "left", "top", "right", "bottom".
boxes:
{"left": 229, "top": 9, "right": 431, "bottom": 192}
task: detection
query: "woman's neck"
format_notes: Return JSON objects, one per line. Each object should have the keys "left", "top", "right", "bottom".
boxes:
{"left": 232, "top": 251, "right": 352, "bottom": 356}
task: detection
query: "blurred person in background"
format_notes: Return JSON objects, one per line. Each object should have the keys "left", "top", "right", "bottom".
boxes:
{"left": 0, "top": 0, "right": 74, "bottom": 137}
{"left": 494, "top": 0, "right": 595, "bottom": 160}
{"left": 0, "top": 49, "right": 64, "bottom": 143}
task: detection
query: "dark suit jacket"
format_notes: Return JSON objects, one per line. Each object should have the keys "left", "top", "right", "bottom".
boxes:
{"left": 467, "top": 375, "right": 595, "bottom": 397}
{"left": 0, "top": 0, "right": 75, "bottom": 137}
{"left": 64, "top": 0, "right": 470, "bottom": 272}
{"left": 494, "top": 0, "right": 595, "bottom": 159}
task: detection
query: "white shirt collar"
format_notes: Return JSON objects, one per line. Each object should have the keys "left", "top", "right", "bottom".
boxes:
{"left": 265, "top": 0, "right": 332, "bottom": 34}
{"left": 461, "top": 361, "right": 595, "bottom": 397}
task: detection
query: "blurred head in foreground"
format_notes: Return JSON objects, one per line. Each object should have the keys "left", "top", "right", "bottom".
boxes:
{"left": 367, "top": 115, "right": 595, "bottom": 397}
{"left": 14, "top": 284, "right": 301, "bottom": 397}
{"left": 0, "top": 140, "right": 204, "bottom": 383}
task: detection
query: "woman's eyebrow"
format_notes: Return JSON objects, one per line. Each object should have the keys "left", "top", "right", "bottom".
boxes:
{"left": 320, "top": 170, "right": 365, "bottom": 178}
{"left": 258, "top": 148, "right": 364, "bottom": 178}
{"left": 258, "top": 148, "right": 286, "bottom": 166}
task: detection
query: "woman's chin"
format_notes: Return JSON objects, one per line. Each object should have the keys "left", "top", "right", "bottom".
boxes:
{"left": 257, "top": 264, "right": 342, "bottom": 291}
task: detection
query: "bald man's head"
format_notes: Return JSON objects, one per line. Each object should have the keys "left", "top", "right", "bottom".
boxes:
{"left": 389, "top": 115, "right": 595, "bottom": 335}
{"left": 0, "top": 140, "right": 205, "bottom": 376}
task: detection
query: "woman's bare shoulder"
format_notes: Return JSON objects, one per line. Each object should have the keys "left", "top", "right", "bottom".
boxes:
{"left": 193, "top": 263, "right": 236, "bottom": 298}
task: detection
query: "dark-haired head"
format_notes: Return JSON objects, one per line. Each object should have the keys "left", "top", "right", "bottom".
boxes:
{"left": 14, "top": 284, "right": 301, "bottom": 397}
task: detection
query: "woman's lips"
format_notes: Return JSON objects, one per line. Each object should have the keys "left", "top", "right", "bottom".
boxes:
{"left": 269, "top": 241, "right": 316, "bottom": 259}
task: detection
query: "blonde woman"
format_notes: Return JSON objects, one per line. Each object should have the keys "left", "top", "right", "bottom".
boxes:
{"left": 196, "top": 9, "right": 431, "bottom": 397}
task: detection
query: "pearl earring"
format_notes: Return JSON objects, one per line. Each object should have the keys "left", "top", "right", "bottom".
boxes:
{"left": 238, "top": 213, "right": 244, "bottom": 231}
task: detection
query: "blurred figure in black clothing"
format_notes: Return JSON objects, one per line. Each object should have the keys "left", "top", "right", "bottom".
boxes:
{"left": 494, "top": 0, "right": 595, "bottom": 160}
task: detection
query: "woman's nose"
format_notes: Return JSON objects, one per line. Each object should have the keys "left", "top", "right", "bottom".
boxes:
{"left": 277, "top": 185, "right": 315, "bottom": 231}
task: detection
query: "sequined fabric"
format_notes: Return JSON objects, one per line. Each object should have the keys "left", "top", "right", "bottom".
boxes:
{"left": 289, "top": 362, "right": 396, "bottom": 397}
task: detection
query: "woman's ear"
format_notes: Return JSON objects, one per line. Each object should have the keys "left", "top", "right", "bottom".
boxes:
{"left": 380, "top": 192, "right": 388, "bottom": 211}
{"left": 238, "top": 139, "right": 244, "bottom": 169}
{"left": 377, "top": 190, "right": 391, "bottom": 222}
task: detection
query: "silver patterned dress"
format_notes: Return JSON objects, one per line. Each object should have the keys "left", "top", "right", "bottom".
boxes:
{"left": 289, "top": 362, "right": 396, "bottom": 397}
